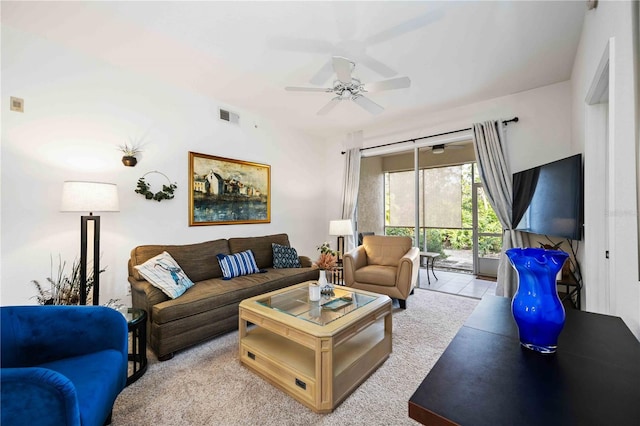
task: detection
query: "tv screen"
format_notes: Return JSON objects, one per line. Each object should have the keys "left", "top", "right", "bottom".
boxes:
{"left": 512, "top": 154, "right": 583, "bottom": 240}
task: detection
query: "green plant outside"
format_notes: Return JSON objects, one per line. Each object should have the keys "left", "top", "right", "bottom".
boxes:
{"left": 385, "top": 227, "right": 447, "bottom": 259}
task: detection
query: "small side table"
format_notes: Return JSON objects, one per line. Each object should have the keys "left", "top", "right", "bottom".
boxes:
{"left": 419, "top": 252, "right": 440, "bottom": 285}
{"left": 557, "top": 270, "right": 581, "bottom": 310}
{"left": 330, "top": 266, "right": 344, "bottom": 286}
{"left": 125, "top": 308, "right": 148, "bottom": 386}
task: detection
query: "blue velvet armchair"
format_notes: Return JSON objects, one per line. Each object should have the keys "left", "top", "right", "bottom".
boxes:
{"left": 1, "top": 305, "right": 128, "bottom": 426}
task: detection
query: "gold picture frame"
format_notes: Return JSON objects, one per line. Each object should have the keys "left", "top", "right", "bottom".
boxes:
{"left": 189, "top": 151, "right": 271, "bottom": 226}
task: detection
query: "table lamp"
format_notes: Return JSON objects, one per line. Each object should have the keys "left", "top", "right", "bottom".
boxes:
{"left": 329, "top": 219, "right": 354, "bottom": 264}
{"left": 61, "top": 181, "right": 119, "bottom": 305}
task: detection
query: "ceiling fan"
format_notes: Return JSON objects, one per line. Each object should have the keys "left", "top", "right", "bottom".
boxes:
{"left": 285, "top": 56, "right": 411, "bottom": 116}
{"left": 269, "top": 5, "right": 445, "bottom": 86}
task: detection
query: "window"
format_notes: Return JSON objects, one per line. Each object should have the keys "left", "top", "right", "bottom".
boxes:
{"left": 385, "top": 162, "right": 502, "bottom": 273}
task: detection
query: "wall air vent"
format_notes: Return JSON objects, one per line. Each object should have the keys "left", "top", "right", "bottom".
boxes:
{"left": 219, "top": 108, "right": 240, "bottom": 124}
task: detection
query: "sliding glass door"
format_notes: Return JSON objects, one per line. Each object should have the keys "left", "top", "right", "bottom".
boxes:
{"left": 383, "top": 159, "right": 501, "bottom": 277}
{"left": 473, "top": 178, "right": 502, "bottom": 277}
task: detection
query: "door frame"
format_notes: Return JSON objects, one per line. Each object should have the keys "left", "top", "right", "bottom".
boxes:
{"left": 584, "top": 38, "right": 614, "bottom": 314}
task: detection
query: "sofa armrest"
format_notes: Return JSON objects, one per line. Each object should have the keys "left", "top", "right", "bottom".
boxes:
{"left": 1, "top": 367, "right": 81, "bottom": 426}
{"left": 129, "top": 276, "right": 170, "bottom": 325}
{"left": 343, "top": 246, "right": 368, "bottom": 286}
{"left": 0, "top": 306, "right": 127, "bottom": 368}
{"left": 298, "top": 255, "right": 313, "bottom": 268}
{"left": 396, "top": 247, "right": 420, "bottom": 299}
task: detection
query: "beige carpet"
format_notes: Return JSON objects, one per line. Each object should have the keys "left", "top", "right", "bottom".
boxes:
{"left": 112, "top": 289, "right": 479, "bottom": 425}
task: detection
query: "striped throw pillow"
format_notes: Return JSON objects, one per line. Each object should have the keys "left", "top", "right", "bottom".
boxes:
{"left": 216, "top": 250, "right": 261, "bottom": 280}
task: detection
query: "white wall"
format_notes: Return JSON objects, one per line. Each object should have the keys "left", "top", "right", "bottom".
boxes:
{"left": 571, "top": 1, "right": 639, "bottom": 337}
{"left": 1, "top": 26, "right": 329, "bottom": 306}
{"left": 326, "top": 80, "right": 574, "bottom": 177}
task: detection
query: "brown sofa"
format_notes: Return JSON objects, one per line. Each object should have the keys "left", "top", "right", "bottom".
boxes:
{"left": 128, "top": 233, "right": 318, "bottom": 360}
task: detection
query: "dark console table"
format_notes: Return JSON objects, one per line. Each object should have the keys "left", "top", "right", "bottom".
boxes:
{"left": 409, "top": 295, "right": 640, "bottom": 425}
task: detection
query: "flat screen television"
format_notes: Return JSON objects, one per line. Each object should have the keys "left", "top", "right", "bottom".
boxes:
{"left": 512, "top": 154, "right": 583, "bottom": 240}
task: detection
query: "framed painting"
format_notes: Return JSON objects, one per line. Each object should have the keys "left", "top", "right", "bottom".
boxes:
{"left": 189, "top": 152, "right": 271, "bottom": 226}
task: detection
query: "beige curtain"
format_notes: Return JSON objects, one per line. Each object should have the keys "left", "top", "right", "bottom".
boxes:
{"left": 472, "top": 121, "right": 530, "bottom": 297}
{"left": 340, "top": 148, "right": 361, "bottom": 251}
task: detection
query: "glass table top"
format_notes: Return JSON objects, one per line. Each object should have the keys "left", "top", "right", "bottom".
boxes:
{"left": 255, "top": 285, "right": 377, "bottom": 326}
{"left": 125, "top": 308, "right": 146, "bottom": 325}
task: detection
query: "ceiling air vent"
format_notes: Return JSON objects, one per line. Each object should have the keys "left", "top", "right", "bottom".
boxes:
{"left": 219, "top": 108, "right": 239, "bottom": 124}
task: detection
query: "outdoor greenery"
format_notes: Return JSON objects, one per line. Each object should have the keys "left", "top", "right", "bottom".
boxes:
{"left": 387, "top": 227, "right": 446, "bottom": 257}
{"left": 384, "top": 163, "right": 503, "bottom": 257}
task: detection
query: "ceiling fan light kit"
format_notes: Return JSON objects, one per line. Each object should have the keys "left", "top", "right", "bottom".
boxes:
{"left": 284, "top": 56, "right": 411, "bottom": 116}
{"left": 432, "top": 144, "right": 445, "bottom": 154}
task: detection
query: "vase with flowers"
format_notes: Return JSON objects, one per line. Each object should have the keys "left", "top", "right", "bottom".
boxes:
{"left": 316, "top": 242, "right": 337, "bottom": 295}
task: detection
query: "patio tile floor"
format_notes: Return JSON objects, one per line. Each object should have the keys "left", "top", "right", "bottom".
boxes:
{"left": 418, "top": 268, "right": 497, "bottom": 299}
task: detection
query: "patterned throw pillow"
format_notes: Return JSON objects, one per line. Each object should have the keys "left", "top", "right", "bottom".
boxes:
{"left": 272, "top": 243, "right": 301, "bottom": 269}
{"left": 134, "top": 251, "right": 195, "bottom": 299}
{"left": 216, "top": 250, "right": 261, "bottom": 280}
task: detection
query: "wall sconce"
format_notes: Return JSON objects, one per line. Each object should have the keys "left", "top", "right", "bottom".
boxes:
{"left": 118, "top": 143, "right": 142, "bottom": 167}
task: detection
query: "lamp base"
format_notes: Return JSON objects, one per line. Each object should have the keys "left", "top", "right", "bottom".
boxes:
{"left": 80, "top": 215, "right": 101, "bottom": 306}
{"left": 337, "top": 235, "right": 345, "bottom": 263}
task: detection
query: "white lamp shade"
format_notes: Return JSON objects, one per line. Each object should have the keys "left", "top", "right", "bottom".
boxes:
{"left": 329, "top": 219, "right": 354, "bottom": 236}
{"left": 61, "top": 181, "right": 120, "bottom": 213}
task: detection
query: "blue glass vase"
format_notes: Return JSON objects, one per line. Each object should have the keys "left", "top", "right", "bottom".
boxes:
{"left": 505, "top": 247, "right": 569, "bottom": 354}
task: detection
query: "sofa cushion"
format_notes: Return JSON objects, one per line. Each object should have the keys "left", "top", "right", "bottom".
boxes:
{"left": 134, "top": 252, "right": 195, "bottom": 298}
{"left": 151, "top": 267, "right": 319, "bottom": 326}
{"left": 363, "top": 235, "right": 412, "bottom": 267}
{"left": 272, "top": 243, "right": 301, "bottom": 268}
{"left": 216, "top": 250, "right": 261, "bottom": 279}
{"left": 354, "top": 264, "right": 397, "bottom": 287}
{"left": 130, "top": 239, "right": 230, "bottom": 282}
{"left": 228, "top": 234, "right": 290, "bottom": 269}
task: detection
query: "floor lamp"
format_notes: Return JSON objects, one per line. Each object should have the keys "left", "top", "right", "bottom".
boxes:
{"left": 61, "top": 181, "right": 119, "bottom": 305}
{"left": 329, "top": 219, "right": 354, "bottom": 264}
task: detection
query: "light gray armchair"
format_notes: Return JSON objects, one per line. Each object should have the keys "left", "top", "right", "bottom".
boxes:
{"left": 343, "top": 235, "right": 419, "bottom": 308}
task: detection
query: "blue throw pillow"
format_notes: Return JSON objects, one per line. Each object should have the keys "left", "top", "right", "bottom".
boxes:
{"left": 272, "top": 243, "right": 301, "bottom": 268}
{"left": 216, "top": 250, "right": 261, "bottom": 280}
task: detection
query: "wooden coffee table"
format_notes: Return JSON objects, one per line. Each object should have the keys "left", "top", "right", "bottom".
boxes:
{"left": 239, "top": 282, "right": 392, "bottom": 413}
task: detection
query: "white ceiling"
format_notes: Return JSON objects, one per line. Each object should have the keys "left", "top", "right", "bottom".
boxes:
{"left": 3, "top": 1, "right": 586, "bottom": 139}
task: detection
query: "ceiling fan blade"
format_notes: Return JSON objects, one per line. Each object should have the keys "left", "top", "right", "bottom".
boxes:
{"left": 358, "top": 54, "right": 397, "bottom": 78}
{"left": 285, "top": 86, "right": 332, "bottom": 93}
{"left": 267, "top": 36, "right": 333, "bottom": 54}
{"left": 352, "top": 95, "right": 384, "bottom": 115}
{"left": 309, "top": 60, "right": 335, "bottom": 86}
{"left": 364, "top": 9, "right": 445, "bottom": 45}
{"left": 317, "top": 97, "right": 341, "bottom": 115}
{"left": 332, "top": 56, "right": 353, "bottom": 83}
{"left": 364, "top": 76, "right": 411, "bottom": 93}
